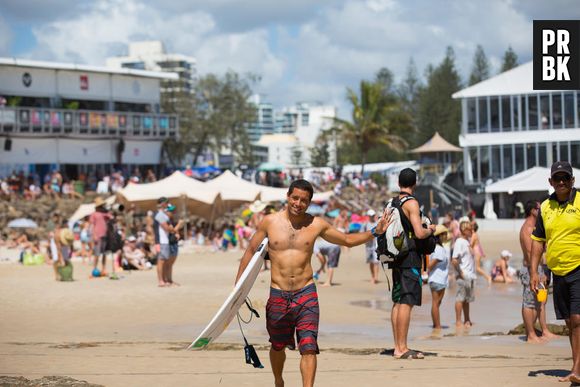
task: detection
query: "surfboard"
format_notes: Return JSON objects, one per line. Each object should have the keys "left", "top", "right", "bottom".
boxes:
{"left": 188, "top": 237, "right": 268, "bottom": 350}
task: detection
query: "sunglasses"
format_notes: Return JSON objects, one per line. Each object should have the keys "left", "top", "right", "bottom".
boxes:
{"left": 552, "top": 174, "right": 572, "bottom": 183}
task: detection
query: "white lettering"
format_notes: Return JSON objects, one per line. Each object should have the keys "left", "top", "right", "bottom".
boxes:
{"left": 543, "top": 29, "right": 555, "bottom": 54}
{"left": 557, "top": 56, "right": 571, "bottom": 80}
{"left": 557, "top": 29, "right": 570, "bottom": 54}
{"left": 543, "top": 56, "right": 556, "bottom": 81}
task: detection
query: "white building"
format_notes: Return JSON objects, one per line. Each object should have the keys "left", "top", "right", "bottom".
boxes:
{"left": 106, "top": 41, "right": 196, "bottom": 98}
{"left": 453, "top": 61, "right": 580, "bottom": 187}
{"left": 0, "top": 57, "right": 178, "bottom": 179}
{"left": 247, "top": 94, "right": 274, "bottom": 143}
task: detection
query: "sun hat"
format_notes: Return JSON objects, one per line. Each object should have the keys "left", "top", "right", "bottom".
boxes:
{"left": 500, "top": 249, "right": 513, "bottom": 258}
{"left": 94, "top": 197, "right": 106, "bottom": 208}
{"left": 127, "top": 235, "right": 137, "bottom": 242}
{"left": 60, "top": 228, "right": 75, "bottom": 245}
{"left": 366, "top": 209, "right": 376, "bottom": 217}
{"left": 433, "top": 224, "right": 449, "bottom": 237}
{"left": 249, "top": 200, "right": 267, "bottom": 213}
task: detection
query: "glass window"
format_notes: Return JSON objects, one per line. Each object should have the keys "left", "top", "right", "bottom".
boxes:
{"left": 577, "top": 92, "right": 580, "bottom": 128}
{"left": 552, "top": 142, "right": 559, "bottom": 162}
{"left": 479, "top": 98, "right": 489, "bottom": 132}
{"left": 480, "top": 146, "right": 490, "bottom": 182}
{"left": 491, "top": 145, "right": 501, "bottom": 180}
{"left": 564, "top": 92, "right": 575, "bottom": 128}
{"left": 560, "top": 142, "right": 569, "bottom": 162}
{"left": 513, "top": 95, "right": 520, "bottom": 130}
{"left": 553, "top": 93, "right": 563, "bottom": 129}
{"left": 502, "top": 145, "right": 513, "bottom": 178}
{"left": 469, "top": 147, "right": 478, "bottom": 182}
{"left": 490, "top": 97, "right": 500, "bottom": 132}
{"left": 526, "top": 143, "right": 537, "bottom": 168}
{"left": 572, "top": 141, "right": 580, "bottom": 167}
{"left": 501, "top": 96, "right": 511, "bottom": 131}
{"left": 528, "top": 95, "right": 538, "bottom": 130}
{"left": 515, "top": 144, "right": 525, "bottom": 173}
{"left": 467, "top": 99, "right": 476, "bottom": 133}
{"left": 540, "top": 94, "right": 550, "bottom": 129}
{"left": 538, "top": 143, "right": 547, "bottom": 166}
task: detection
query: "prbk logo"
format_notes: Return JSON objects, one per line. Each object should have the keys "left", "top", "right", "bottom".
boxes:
{"left": 534, "top": 20, "right": 580, "bottom": 90}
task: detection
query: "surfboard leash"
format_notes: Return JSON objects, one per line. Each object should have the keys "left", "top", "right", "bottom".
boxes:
{"left": 236, "top": 298, "right": 264, "bottom": 369}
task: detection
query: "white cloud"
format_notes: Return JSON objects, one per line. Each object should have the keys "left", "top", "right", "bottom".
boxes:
{"left": 0, "top": 16, "right": 12, "bottom": 56}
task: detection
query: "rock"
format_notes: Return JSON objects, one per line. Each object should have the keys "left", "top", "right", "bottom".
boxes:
{"left": 508, "top": 322, "right": 568, "bottom": 336}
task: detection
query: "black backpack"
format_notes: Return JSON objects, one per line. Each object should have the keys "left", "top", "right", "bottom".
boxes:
{"left": 106, "top": 220, "right": 123, "bottom": 252}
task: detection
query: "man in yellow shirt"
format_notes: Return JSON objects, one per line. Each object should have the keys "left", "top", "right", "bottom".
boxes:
{"left": 531, "top": 161, "right": 579, "bottom": 383}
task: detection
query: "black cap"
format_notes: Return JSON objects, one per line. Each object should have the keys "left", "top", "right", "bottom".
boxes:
{"left": 551, "top": 161, "right": 573, "bottom": 177}
{"left": 158, "top": 196, "right": 168, "bottom": 204}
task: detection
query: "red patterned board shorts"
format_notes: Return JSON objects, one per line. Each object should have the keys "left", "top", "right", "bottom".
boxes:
{"left": 266, "top": 283, "right": 320, "bottom": 354}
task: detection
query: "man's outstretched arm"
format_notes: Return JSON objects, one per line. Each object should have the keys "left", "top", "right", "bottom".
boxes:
{"left": 320, "top": 209, "right": 392, "bottom": 247}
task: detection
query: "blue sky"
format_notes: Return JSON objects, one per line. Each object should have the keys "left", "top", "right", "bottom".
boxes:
{"left": 0, "top": 0, "right": 578, "bottom": 117}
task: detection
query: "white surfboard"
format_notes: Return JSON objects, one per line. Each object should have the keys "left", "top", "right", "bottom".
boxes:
{"left": 188, "top": 237, "right": 268, "bottom": 350}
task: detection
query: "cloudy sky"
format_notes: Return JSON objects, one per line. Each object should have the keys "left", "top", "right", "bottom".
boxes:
{"left": 0, "top": 0, "right": 577, "bottom": 117}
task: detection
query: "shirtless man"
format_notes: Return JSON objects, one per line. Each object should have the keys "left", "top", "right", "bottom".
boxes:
{"left": 235, "top": 180, "right": 390, "bottom": 387}
{"left": 519, "top": 200, "right": 557, "bottom": 342}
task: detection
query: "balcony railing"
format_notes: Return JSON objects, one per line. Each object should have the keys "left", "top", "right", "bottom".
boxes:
{"left": 0, "top": 107, "right": 179, "bottom": 139}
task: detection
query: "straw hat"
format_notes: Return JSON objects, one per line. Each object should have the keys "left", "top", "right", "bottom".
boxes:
{"left": 249, "top": 200, "right": 267, "bottom": 213}
{"left": 60, "top": 228, "right": 75, "bottom": 245}
{"left": 94, "top": 197, "right": 106, "bottom": 208}
{"left": 433, "top": 224, "right": 449, "bottom": 237}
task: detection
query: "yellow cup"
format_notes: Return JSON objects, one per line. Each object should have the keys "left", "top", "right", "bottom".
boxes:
{"left": 537, "top": 288, "right": 548, "bottom": 303}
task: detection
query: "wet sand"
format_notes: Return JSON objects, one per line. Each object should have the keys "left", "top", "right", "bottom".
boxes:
{"left": 0, "top": 229, "right": 571, "bottom": 386}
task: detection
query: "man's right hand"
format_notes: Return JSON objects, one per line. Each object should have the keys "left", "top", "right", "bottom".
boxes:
{"left": 530, "top": 270, "right": 540, "bottom": 293}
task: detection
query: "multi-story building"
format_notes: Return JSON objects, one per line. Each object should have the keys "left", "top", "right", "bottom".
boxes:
{"left": 247, "top": 94, "right": 274, "bottom": 143}
{"left": 106, "top": 41, "right": 196, "bottom": 102}
{"left": 0, "top": 57, "right": 178, "bottom": 179}
{"left": 453, "top": 61, "right": 580, "bottom": 187}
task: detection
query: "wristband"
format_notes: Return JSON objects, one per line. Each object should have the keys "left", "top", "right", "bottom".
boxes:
{"left": 371, "top": 226, "right": 380, "bottom": 238}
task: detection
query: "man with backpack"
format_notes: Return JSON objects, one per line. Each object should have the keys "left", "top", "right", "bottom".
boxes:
{"left": 389, "top": 168, "right": 436, "bottom": 359}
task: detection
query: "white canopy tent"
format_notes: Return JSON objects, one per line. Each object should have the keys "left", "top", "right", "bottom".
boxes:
{"left": 485, "top": 167, "right": 580, "bottom": 193}
{"left": 69, "top": 195, "right": 117, "bottom": 224}
{"left": 204, "top": 170, "right": 261, "bottom": 209}
{"left": 116, "top": 171, "right": 224, "bottom": 220}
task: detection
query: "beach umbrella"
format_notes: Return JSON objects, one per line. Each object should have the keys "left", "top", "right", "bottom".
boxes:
{"left": 7, "top": 218, "right": 38, "bottom": 228}
{"left": 306, "top": 204, "right": 325, "bottom": 216}
{"left": 258, "top": 162, "right": 284, "bottom": 172}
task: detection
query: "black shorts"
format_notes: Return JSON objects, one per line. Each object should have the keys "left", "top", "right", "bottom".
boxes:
{"left": 392, "top": 267, "right": 422, "bottom": 306}
{"left": 553, "top": 265, "right": 580, "bottom": 320}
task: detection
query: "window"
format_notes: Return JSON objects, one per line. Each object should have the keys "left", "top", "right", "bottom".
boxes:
{"left": 528, "top": 95, "right": 538, "bottom": 130}
{"left": 467, "top": 99, "right": 476, "bottom": 133}
{"left": 538, "top": 143, "right": 547, "bottom": 166}
{"left": 501, "top": 96, "right": 511, "bottom": 131}
{"left": 553, "top": 93, "right": 563, "bottom": 129}
{"left": 490, "top": 97, "right": 500, "bottom": 132}
{"left": 526, "top": 143, "right": 537, "bottom": 168}
{"left": 480, "top": 146, "right": 490, "bottom": 182}
{"left": 479, "top": 97, "right": 489, "bottom": 132}
{"left": 540, "top": 94, "right": 550, "bottom": 129}
{"left": 572, "top": 141, "right": 580, "bottom": 166}
{"left": 552, "top": 142, "right": 559, "bottom": 163}
{"left": 469, "top": 147, "right": 478, "bottom": 182}
{"left": 491, "top": 145, "right": 501, "bottom": 180}
{"left": 513, "top": 95, "right": 520, "bottom": 130}
{"left": 515, "top": 144, "right": 525, "bottom": 173}
{"left": 560, "top": 142, "right": 569, "bottom": 162}
{"left": 301, "top": 113, "right": 309, "bottom": 126}
{"left": 564, "top": 92, "right": 575, "bottom": 128}
{"left": 502, "top": 144, "right": 513, "bottom": 178}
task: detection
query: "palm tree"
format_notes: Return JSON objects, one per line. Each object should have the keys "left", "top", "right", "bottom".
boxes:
{"left": 333, "top": 80, "right": 408, "bottom": 175}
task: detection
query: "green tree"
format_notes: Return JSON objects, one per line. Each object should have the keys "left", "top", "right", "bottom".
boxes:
{"left": 468, "top": 45, "right": 490, "bottom": 86}
{"left": 161, "top": 72, "right": 258, "bottom": 167}
{"left": 500, "top": 46, "right": 519, "bottom": 73}
{"left": 332, "top": 80, "right": 409, "bottom": 174}
{"left": 416, "top": 46, "right": 462, "bottom": 146}
{"left": 310, "top": 134, "right": 330, "bottom": 167}
{"left": 397, "top": 57, "right": 422, "bottom": 145}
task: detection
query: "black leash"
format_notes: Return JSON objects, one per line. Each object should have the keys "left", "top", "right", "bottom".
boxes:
{"left": 236, "top": 298, "right": 264, "bottom": 369}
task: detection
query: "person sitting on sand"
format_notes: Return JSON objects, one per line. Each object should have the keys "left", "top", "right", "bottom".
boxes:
{"left": 122, "top": 236, "right": 151, "bottom": 270}
{"left": 491, "top": 250, "right": 516, "bottom": 283}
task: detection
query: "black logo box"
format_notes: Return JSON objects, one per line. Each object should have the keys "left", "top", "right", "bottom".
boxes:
{"left": 533, "top": 20, "right": 580, "bottom": 90}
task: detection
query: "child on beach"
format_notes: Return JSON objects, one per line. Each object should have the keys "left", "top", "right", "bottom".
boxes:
{"left": 452, "top": 220, "right": 477, "bottom": 328}
{"left": 427, "top": 225, "right": 450, "bottom": 330}
{"left": 491, "top": 250, "right": 516, "bottom": 283}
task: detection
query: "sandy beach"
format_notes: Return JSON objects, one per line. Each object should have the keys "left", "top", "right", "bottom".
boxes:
{"left": 0, "top": 229, "right": 571, "bottom": 386}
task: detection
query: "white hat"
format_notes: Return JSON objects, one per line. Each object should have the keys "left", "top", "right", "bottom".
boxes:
{"left": 249, "top": 200, "right": 267, "bottom": 213}
{"left": 500, "top": 249, "right": 512, "bottom": 258}
{"left": 127, "top": 235, "right": 137, "bottom": 242}
{"left": 366, "top": 209, "right": 376, "bottom": 217}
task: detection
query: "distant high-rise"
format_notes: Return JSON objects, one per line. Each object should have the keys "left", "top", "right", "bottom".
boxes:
{"left": 106, "top": 41, "right": 196, "bottom": 102}
{"left": 247, "top": 94, "right": 274, "bottom": 143}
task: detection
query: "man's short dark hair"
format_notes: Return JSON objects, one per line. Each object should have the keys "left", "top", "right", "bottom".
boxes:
{"left": 287, "top": 179, "right": 313, "bottom": 200}
{"left": 398, "top": 168, "right": 417, "bottom": 188}
{"left": 525, "top": 200, "right": 539, "bottom": 217}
